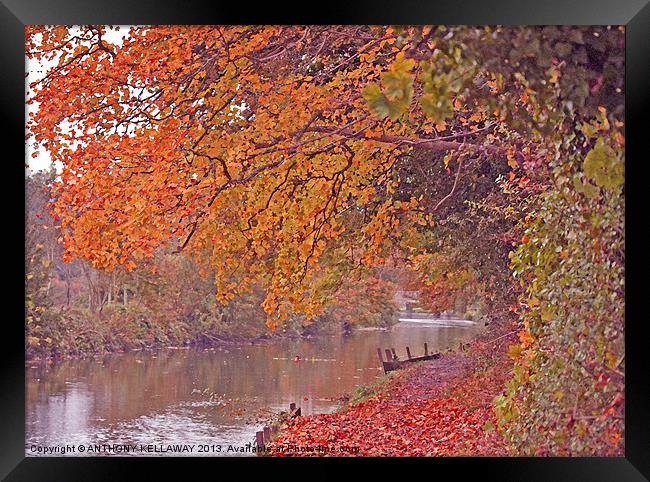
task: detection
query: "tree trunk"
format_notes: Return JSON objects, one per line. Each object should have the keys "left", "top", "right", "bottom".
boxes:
{"left": 108, "top": 270, "right": 115, "bottom": 304}
{"left": 82, "top": 264, "right": 97, "bottom": 312}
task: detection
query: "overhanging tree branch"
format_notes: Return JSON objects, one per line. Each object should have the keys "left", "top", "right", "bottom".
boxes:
{"left": 305, "top": 122, "right": 522, "bottom": 164}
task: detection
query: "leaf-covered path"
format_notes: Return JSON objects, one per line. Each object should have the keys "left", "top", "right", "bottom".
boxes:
{"left": 268, "top": 329, "right": 514, "bottom": 456}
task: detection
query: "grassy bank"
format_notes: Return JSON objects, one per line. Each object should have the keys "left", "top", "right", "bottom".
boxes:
{"left": 25, "top": 304, "right": 366, "bottom": 362}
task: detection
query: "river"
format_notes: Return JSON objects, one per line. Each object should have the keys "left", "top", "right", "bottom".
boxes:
{"left": 26, "top": 319, "right": 480, "bottom": 456}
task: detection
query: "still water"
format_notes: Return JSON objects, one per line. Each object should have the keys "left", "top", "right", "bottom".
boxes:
{"left": 26, "top": 320, "right": 479, "bottom": 456}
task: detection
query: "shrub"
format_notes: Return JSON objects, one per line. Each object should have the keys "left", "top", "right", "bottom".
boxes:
{"left": 496, "top": 132, "right": 624, "bottom": 455}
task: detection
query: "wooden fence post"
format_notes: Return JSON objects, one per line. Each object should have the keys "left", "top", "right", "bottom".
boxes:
{"left": 406, "top": 347, "right": 412, "bottom": 359}
{"left": 263, "top": 426, "right": 271, "bottom": 443}
{"left": 377, "top": 348, "right": 384, "bottom": 363}
{"left": 288, "top": 402, "right": 301, "bottom": 417}
{"left": 255, "top": 431, "right": 265, "bottom": 448}
{"left": 424, "top": 343, "right": 428, "bottom": 356}
{"left": 391, "top": 348, "right": 398, "bottom": 360}
{"left": 385, "top": 349, "right": 392, "bottom": 362}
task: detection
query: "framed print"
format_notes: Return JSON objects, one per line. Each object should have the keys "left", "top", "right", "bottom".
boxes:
{"left": 2, "top": 0, "right": 649, "bottom": 480}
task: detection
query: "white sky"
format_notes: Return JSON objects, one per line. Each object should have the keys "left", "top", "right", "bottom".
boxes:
{"left": 26, "top": 27, "right": 129, "bottom": 174}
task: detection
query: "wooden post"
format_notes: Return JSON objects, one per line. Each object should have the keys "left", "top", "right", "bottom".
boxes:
{"left": 288, "top": 402, "right": 301, "bottom": 417}
{"left": 391, "top": 348, "right": 398, "bottom": 360}
{"left": 385, "top": 349, "right": 392, "bottom": 362}
{"left": 255, "top": 431, "right": 265, "bottom": 448}
{"left": 263, "top": 426, "right": 271, "bottom": 443}
{"left": 424, "top": 343, "right": 428, "bottom": 356}
{"left": 377, "top": 348, "right": 384, "bottom": 363}
{"left": 406, "top": 347, "right": 412, "bottom": 359}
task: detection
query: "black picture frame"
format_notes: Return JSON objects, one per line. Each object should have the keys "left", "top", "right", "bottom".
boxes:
{"left": 2, "top": 1, "right": 649, "bottom": 480}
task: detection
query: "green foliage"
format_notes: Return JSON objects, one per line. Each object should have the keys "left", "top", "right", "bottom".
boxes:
{"left": 418, "top": 49, "right": 475, "bottom": 123}
{"left": 362, "top": 54, "right": 415, "bottom": 120}
{"left": 582, "top": 138, "right": 624, "bottom": 192}
{"left": 497, "top": 134, "right": 624, "bottom": 455}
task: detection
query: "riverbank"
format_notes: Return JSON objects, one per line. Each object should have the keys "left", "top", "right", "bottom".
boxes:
{"left": 25, "top": 329, "right": 328, "bottom": 364}
{"left": 267, "top": 312, "right": 516, "bottom": 456}
{"left": 26, "top": 303, "right": 393, "bottom": 363}
{"left": 25, "top": 322, "right": 343, "bottom": 365}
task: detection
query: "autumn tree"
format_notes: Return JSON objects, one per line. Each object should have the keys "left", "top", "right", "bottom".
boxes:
{"left": 26, "top": 25, "right": 539, "bottom": 327}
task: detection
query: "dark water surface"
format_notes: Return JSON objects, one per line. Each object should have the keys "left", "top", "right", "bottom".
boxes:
{"left": 26, "top": 320, "right": 479, "bottom": 456}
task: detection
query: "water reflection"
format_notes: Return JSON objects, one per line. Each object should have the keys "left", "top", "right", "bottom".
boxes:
{"left": 26, "top": 322, "right": 479, "bottom": 456}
